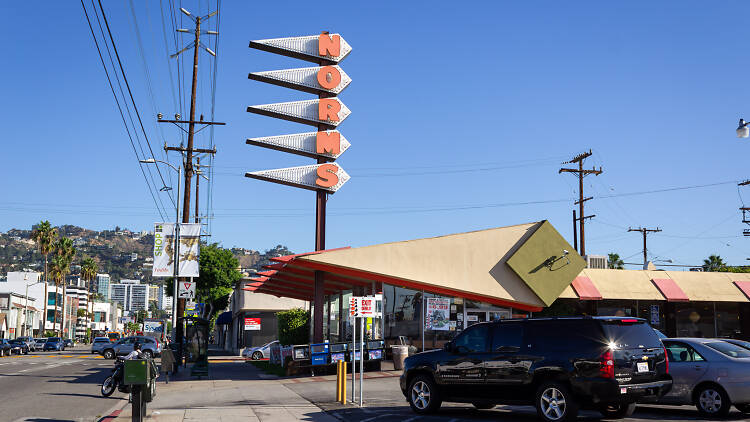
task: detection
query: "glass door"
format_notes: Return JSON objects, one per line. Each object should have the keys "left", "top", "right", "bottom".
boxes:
{"left": 465, "top": 310, "right": 487, "bottom": 328}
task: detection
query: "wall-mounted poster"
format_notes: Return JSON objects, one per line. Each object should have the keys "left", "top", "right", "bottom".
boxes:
{"left": 425, "top": 298, "right": 451, "bottom": 331}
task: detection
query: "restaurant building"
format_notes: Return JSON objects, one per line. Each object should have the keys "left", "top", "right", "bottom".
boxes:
{"left": 241, "top": 221, "right": 750, "bottom": 350}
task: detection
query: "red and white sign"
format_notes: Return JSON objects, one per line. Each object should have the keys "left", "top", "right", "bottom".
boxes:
{"left": 246, "top": 131, "right": 351, "bottom": 160}
{"left": 247, "top": 98, "right": 351, "bottom": 128}
{"left": 244, "top": 318, "right": 261, "bottom": 331}
{"left": 249, "top": 33, "right": 352, "bottom": 64}
{"left": 245, "top": 163, "right": 350, "bottom": 193}
{"left": 177, "top": 281, "right": 196, "bottom": 299}
{"left": 249, "top": 66, "right": 352, "bottom": 95}
{"left": 349, "top": 296, "right": 379, "bottom": 318}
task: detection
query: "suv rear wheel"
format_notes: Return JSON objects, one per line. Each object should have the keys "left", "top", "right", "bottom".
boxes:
{"left": 141, "top": 350, "right": 153, "bottom": 359}
{"left": 598, "top": 402, "right": 636, "bottom": 418}
{"left": 103, "top": 349, "right": 115, "bottom": 359}
{"left": 695, "top": 384, "right": 731, "bottom": 417}
{"left": 535, "top": 382, "right": 578, "bottom": 422}
{"left": 407, "top": 375, "right": 441, "bottom": 414}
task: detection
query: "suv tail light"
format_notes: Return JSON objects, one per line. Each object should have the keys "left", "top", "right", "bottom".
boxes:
{"left": 663, "top": 346, "right": 669, "bottom": 374}
{"left": 600, "top": 350, "right": 615, "bottom": 379}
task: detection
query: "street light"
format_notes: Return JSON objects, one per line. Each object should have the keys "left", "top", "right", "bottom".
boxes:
{"left": 140, "top": 158, "right": 181, "bottom": 341}
{"left": 737, "top": 119, "right": 749, "bottom": 138}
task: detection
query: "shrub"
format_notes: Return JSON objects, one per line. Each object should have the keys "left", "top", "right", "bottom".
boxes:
{"left": 276, "top": 308, "right": 309, "bottom": 346}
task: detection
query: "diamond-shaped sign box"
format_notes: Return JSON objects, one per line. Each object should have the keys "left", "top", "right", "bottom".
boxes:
{"left": 249, "top": 33, "right": 352, "bottom": 65}
{"left": 247, "top": 98, "right": 351, "bottom": 128}
{"left": 246, "top": 131, "right": 350, "bottom": 160}
{"left": 248, "top": 66, "right": 352, "bottom": 95}
{"left": 245, "top": 163, "right": 350, "bottom": 193}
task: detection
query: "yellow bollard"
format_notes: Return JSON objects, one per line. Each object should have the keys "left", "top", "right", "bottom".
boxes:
{"left": 341, "top": 361, "right": 347, "bottom": 404}
{"left": 336, "top": 360, "right": 341, "bottom": 402}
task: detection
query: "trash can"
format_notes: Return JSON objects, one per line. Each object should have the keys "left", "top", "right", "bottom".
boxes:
{"left": 391, "top": 345, "right": 409, "bottom": 370}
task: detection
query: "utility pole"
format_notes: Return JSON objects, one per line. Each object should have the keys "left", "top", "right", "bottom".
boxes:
{"left": 559, "top": 150, "right": 602, "bottom": 256}
{"left": 157, "top": 7, "right": 223, "bottom": 353}
{"left": 741, "top": 179, "right": 750, "bottom": 237}
{"left": 628, "top": 227, "right": 662, "bottom": 269}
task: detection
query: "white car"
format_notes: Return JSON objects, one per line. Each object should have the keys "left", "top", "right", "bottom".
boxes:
{"left": 243, "top": 340, "right": 278, "bottom": 360}
{"left": 91, "top": 337, "right": 111, "bottom": 354}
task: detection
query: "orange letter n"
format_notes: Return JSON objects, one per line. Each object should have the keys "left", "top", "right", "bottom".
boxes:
{"left": 316, "top": 131, "right": 341, "bottom": 155}
{"left": 318, "top": 98, "right": 340, "bottom": 122}
{"left": 316, "top": 164, "right": 340, "bottom": 188}
{"left": 319, "top": 33, "right": 341, "bottom": 57}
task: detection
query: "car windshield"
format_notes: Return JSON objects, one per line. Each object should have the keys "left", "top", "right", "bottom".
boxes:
{"left": 95, "top": 339, "right": 109, "bottom": 343}
{"left": 46, "top": 337, "right": 60, "bottom": 342}
{"left": 601, "top": 320, "right": 662, "bottom": 349}
{"left": 705, "top": 341, "right": 750, "bottom": 358}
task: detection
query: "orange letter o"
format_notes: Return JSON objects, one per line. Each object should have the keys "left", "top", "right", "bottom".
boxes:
{"left": 317, "top": 66, "right": 341, "bottom": 90}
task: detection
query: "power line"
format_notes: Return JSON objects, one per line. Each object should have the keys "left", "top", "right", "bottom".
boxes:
{"left": 80, "top": 0, "right": 166, "bottom": 222}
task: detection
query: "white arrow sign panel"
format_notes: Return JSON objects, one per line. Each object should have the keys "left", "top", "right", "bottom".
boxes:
{"left": 247, "top": 98, "right": 351, "bottom": 128}
{"left": 249, "top": 66, "right": 352, "bottom": 95}
{"left": 178, "top": 281, "right": 196, "bottom": 299}
{"left": 246, "top": 131, "right": 351, "bottom": 160}
{"left": 245, "top": 164, "right": 350, "bottom": 193}
{"left": 249, "top": 33, "right": 352, "bottom": 64}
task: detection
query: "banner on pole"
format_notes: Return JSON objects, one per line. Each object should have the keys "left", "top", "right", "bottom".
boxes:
{"left": 152, "top": 223, "right": 175, "bottom": 277}
{"left": 178, "top": 223, "right": 201, "bottom": 277}
{"left": 425, "top": 298, "right": 453, "bottom": 331}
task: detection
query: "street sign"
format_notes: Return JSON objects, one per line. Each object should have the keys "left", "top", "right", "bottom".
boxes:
{"left": 249, "top": 66, "right": 352, "bottom": 95}
{"left": 178, "top": 281, "right": 196, "bottom": 299}
{"left": 246, "top": 131, "right": 351, "bottom": 160}
{"left": 247, "top": 98, "right": 351, "bottom": 128}
{"left": 245, "top": 163, "right": 350, "bottom": 193}
{"left": 249, "top": 33, "right": 352, "bottom": 64}
{"left": 349, "top": 296, "right": 380, "bottom": 318}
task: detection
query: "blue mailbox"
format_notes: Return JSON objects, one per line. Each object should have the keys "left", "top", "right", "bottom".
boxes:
{"left": 310, "top": 343, "right": 329, "bottom": 366}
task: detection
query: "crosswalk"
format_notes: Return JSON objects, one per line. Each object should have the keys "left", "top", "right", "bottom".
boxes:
{"left": 0, "top": 353, "right": 112, "bottom": 377}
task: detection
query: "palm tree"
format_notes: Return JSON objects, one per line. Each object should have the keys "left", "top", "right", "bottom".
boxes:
{"left": 81, "top": 257, "right": 98, "bottom": 342}
{"left": 31, "top": 221, "right": 58, "bottom": 333}
{"left": 703, "top": 255, "right": 726, "bottom": 272}
{"left": 48, "top": 255, "right": 66, "bottom": 335}
{"left": 607, "top": 253, "right": 625, "bottom": 269}
{"left": 54, "top": 237, "right": 75, "bottom": 337}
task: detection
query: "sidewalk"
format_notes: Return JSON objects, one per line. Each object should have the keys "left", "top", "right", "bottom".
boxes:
{"left": 107, "top": 360, "right": 342, "bottom": 422}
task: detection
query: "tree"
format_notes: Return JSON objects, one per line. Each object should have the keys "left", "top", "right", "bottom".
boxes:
{"left": 81, "top": 256, "right": 98, "bottom": 340}
{"left": 31, "top": 220, "right": 58, "bottom": 334}
{"left": 195, "top": 243, "right": 242, "bottom": 320}
{"left": 48, "top": 255, "right": 66, "bottom": 335}
{"left": 607, "top": 253, "right": 624, "bottom": 269}
{"left": 703, "top": 255, "right": 726, "bottom": 272}
{"left": 135, "top": 310, "right": 148, "bottom": 324}
{"left": 54, "top": 237, "right": 75, "bottom": 337}
{"left": 277, "top": 308, "right": 310, "bottom": 345}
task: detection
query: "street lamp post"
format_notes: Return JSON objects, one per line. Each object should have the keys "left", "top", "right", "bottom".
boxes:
{"left": 140, "top": 158, "right": 181, "bottom": 343}
{"left": 24, "top": 279, "right": 43, "bottom": 337}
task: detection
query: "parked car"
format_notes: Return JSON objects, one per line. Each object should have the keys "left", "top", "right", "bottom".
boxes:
{"left": 721, "top": 338, "right": 750, "bottom": 351}
{"left": 63, "top": 339, "right": 74, "bottom": 348}
{"left": 400, "top": 317, "right": 672, "bottom": 421}
{"left": 34, "top": 338, "right": 47, "bottom": 350}
{"left": 8, "top": 339, "right": 29, "bottom": 355}
{"left": 0, "top": 339, "right": 12, "bottom": 357}
{"left": 243, "top": 340, "right": 278, "bottom": 360}
{"left": 91, "top": 337, "right": 112, "bottom": 354}
{"left": 43, "top": 337, "right": 65, "bottom": 351}
{"left": 101, "top": 336, "right": 161, "bottom": 359}
{"left": 656, "top": 338, "right": 750, "bottom": 417}
{"left": 15, "top": 336, "right": 36, "bottom": 352}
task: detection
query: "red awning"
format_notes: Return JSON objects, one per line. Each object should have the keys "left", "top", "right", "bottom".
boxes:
{"left": 651, "top": 278, "right": 689, "bottom": 302}
{"left": 734, "top": 281, "right": 750, "bottom": 300}
{"left": 570, "top": 276, "right": 602, "bottom": 300}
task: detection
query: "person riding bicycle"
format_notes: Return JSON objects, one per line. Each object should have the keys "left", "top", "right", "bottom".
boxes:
{"left": 124, "top": 342, "right": 143, "bottom": 360}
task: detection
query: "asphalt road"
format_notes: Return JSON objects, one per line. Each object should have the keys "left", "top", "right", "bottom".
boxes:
{"left": 0, "top": 346, "right": 127, "bottom": 422}
{"left": 286, "top": 375, "right": 750, "bottom": 422}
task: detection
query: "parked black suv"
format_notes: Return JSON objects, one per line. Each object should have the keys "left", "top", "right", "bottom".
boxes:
{"left": 400, "top": 317, "right": 672, "bottom": 421}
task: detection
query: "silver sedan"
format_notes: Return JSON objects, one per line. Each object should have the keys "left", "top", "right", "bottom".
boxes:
{"left": 657, "top": 338, "right": 750, "bottom": 417}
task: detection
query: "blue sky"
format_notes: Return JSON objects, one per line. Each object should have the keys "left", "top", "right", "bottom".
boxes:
{"left": 2, "top": 1, "right": 750, "bottom": 268}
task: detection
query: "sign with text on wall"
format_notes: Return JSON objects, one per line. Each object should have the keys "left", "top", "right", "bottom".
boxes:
{"left": 244, "top": 318, "right": 261, "bottom": 331}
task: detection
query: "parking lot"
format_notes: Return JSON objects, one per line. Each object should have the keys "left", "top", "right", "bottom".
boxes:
{"left": 284, "top": 375, "right": 750, "bottom": 422}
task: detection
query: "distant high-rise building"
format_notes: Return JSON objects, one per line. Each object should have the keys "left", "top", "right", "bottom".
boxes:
{"left": 96, "top": 274, "right": 111, "bottom": 301}
{"left": 109, "top": 280, "right": 149, "bottom": 312}
{"left": 158, "top": 284, "right": 173, "bottom": 314}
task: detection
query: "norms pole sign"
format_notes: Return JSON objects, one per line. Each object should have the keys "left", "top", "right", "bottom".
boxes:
{"left": 246, "top": 33, "right": 352, "bottom": 193}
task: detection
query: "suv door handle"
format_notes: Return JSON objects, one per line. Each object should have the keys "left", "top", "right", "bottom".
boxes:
{"left": 693, "top": 366, "right": 703, "bottom": 371}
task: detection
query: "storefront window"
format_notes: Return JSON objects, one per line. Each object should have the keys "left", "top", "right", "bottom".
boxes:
{"left": 383, "top": 286, "right": 421, "bottom": 347}
{"left": 424, "top": 292, "right": 459, "bottom": 350}
{"left": 675, "top": 303, "right": 715, "bottom": 338}
{"left": 716, "top": 302, "right": 740, "bottom": 338}
{"left": 597, "top": 300, "right": 636, "bottom": 317}
{"left": 637, "top": 301, "right": 666, "bottom": 332}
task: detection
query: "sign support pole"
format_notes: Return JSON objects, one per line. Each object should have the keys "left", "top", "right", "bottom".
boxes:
{"left": 359, "top": 315, "right": 364, "bottom": 406}
{"left": 351, "top": 315, "right": 356, "bottom": 403}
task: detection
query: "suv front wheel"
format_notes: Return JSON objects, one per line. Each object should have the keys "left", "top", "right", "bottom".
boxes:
{"left": 103, "top": 349, "right": 115, "bottom": 359}
{"left": 407, "top": 375, "right": 442, "bottom": 414}
{"left": 535, "top": 381, "right": 578, "bottom": 422}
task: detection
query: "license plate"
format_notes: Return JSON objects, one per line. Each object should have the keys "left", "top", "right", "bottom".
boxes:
{"left": 637, "top": 362, "right": 649, "bottom": 373}
{"left": 620, "top": 387, "right": 627, "bottom": 394}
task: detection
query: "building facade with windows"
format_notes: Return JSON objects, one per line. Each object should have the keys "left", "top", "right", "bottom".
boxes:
{"left": 109, "top": 280, "right": 149, "bottom": 313}
{"left": 96, "top": 274, "right": 111, "bottom": 301}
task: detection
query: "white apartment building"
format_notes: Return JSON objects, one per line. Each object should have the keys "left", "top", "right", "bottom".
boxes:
{"left": 109, "top": 280, "right": 149, "bottom": 312}
{"left": 66, "top": 284, "right": 89, "bottom": 339}
{"left": 90, "top": 301, "right": 122, "bottom": 334}
{"left": 158, "top": 284, "right": 173, "bottom": 314}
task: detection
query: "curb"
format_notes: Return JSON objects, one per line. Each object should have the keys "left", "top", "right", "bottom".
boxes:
{"left": 98, "top": 397, "right": 128, "bottom": 421}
